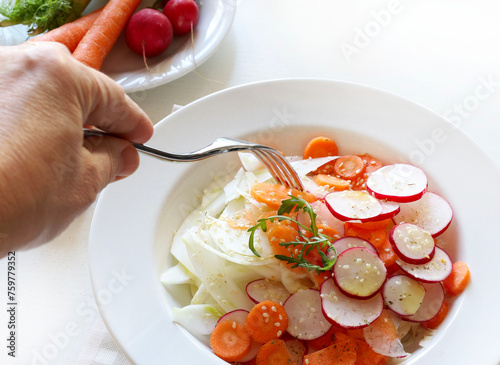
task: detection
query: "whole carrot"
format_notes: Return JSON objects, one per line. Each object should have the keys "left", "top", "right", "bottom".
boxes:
{"left": 28, "top": 8, "right": 103, "bottom": 53}
{"left": 72, "top": 0, "right": 142, "bottom": 70}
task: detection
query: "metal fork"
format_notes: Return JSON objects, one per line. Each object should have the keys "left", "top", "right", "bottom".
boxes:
{"left": 84, "top": 129, "right": 304, "bottom": 191}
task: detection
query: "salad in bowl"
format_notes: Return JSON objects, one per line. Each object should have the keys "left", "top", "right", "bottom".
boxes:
{"left": 161, "top": 134, "right": 470, "bottom": 364}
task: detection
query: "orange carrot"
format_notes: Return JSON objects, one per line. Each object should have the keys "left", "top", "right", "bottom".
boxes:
{"left": 346, "top": 328, "right": 364, "bottom": 340}
{"left": 245, "top": 300, "right": 288, "bottom": 344}
{"left": 344, "top": 223, "right": 387, "bottom": 249}
{"left": 72, "top": 0, "right": 142, "bottom": 69}
{"left": 348, "top": 219, "right": 391, "bottom": 231}
{"left": 354, "top": 338, "right": 388, "bottom": 365}
{"left": 422, "top": 299, "right": 449, "bottom": 329}
{"left": 251, "top": 183, "right": 291, "bottom": 210}
{"left": 210, "top": 320, "right": 252, "bottom": 362}
{"left": 291, "top": 188, "right": 317, "bottom": 203}
{"left": 28, "top": 8, "right": 103, "bottom": 52}
{"left": 333, "top": 155, "right": 366, "bottom": 181}
{"left": 304, "top": 332, "right": 357, "bottom": 365}
{"left": 358, "top": 154, "right": 383, "bottom": 174}
{"left": 377, "top": 239, "right": 398, "bottom": 272}
{"left": 307, "top": 324, "right": 347, "bottom": 351}
{"left": 442, "top": 261, "right": 471, "bottom": 296}
{"left": 313, "top": 174, "right": 350, "bottom": 191}
{"left": 303, "top": 136, "right": 339, "bottom": 174}
{"left": 255, "top": 339, "right": 293, "bottom": 365}
{"left": 266, "top": 221, "right": 299, "bottom": 257}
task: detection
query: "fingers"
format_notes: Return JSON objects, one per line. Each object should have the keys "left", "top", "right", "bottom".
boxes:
{"left": 83, "top": 136, "right": 140, "bottom": 191}
{"left": 83, "top": 75, "right": 154, "bottom": 144}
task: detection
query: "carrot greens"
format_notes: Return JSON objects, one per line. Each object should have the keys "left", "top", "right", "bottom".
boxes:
{"left": 0, "top": 0, "right": 91, "bottom": 35}
{"left": 248, "top": 195, "right": 337, "bottom": 272}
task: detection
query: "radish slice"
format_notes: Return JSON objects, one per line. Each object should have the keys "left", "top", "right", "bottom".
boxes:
{"left": 320, "top": 278, "right": 383, "bottom": 329}
{"left": 393, "top": 192, "right": 453, "bottom": 237}
{"left": 216, "top": 309, "right": 249, "bottom": 325}
{"left": 284, "top": 338, "right": 308, "bottom": 365}
{"left": 246, "top": 279, "right": 291, "bottom": 305}
{"left": 383, "top": 275, "right": 426, "bottom": 316}
{"left": 377, "top": 200, "right": 401, "bottom": 220}
{"left": 325, "top": 190, "right": 383, "bottom": 222}
{"left": 396, "top": 247, "right": 452, "bottom": 283}
{"left": 389, "top": 223, "right": 435, "bottom": 264}
{"left": 333, "top": 247, "right": 387, "bottom": 299}
{"left": 284, "top": 289, "right": 332, "bottom": 340}
{"left": 366, "top": 164, "right": 427, "bottom": 203}
{"left": 216, "top": 309, "right": 260, "bottom": 362}
{"left": 363, "top": 310, "right": 409, "bottom": 358}
{"left": 404, "top": 282, "right": 445, "bottom": 322}
{"left": 327, "top": 237, "right": 377, "bottom": 261}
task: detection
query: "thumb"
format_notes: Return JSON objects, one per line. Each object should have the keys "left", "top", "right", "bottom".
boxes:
{"left": 83, "top": 135, "right": 140, "bottom": 189}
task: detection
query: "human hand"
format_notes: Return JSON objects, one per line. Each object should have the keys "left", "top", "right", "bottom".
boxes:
{"left": 0, "top": 42, "right": 154, "bottom": 255}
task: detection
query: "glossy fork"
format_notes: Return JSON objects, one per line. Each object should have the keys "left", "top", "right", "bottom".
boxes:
{"left": 83, "top": 129, "right": 304, "bottom": 191}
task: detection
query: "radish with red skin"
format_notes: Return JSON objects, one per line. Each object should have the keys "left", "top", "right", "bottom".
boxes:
{"left": 383, "top": 274, "right": 426, "bottom": 316}
{"left": 396, "top": 246, "right": 452, "bottom": 283}
{"left": 125, "top": 9, "right": 173, "bottom": 57}
{"left": 393, "top": 192, "right": 453, "bottom": 237}
{"left": 377, "top": 199, "right": 401, "bottom": 220}
{"left": 320, "top": 278, "right": 383, "bottom": 329}
{"left": 366, "top": 164, "right": 428, "bottom": 203}
{"left": 164, "top": 0, "right": 199, "bottom": 36}
{"left": 246, "top": 279, "right": 290, "bottom": 305}
{"left": 327, "top": 236, "right": 377, "bottom": 262}
{"left": 389, "top": 223, "right": 435, "bottom": 264}
{"left": 325, "top": 190, "right": 383, "bottom": 222}
{"left": 404, "top": 282, "right": 445, "bottom": 323}
{"left": 284, "top": 289, "right": 332, "bottom": 340}
{"left": 333, "top": 247, "right": 387, "bottom": 299}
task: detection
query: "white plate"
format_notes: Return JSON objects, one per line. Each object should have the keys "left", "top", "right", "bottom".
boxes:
{"left": 0, "top": 0, "right": 236, "bottom": 92}
{"left": 89, "top": 79, "right": 500, "bottom": 364}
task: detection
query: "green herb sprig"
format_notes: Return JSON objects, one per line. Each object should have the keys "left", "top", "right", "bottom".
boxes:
{"left": 247, "top": 195, "right": 337, "bottom": 272}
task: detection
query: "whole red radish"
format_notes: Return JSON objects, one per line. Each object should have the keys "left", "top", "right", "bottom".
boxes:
{"left": 125, "top": 8, "right": 173, "bottom": 58}
{"left": 164, "top": 0, "right": 199, "bottom": 36}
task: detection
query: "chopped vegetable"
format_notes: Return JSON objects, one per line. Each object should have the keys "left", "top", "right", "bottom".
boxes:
{"left": 303, "top": 332, "right": 357, "bottom": 365}
{"left": 210, "top": 320, "right": 252, "bottom": 362}
{"left": 333, "top": 154, "right": 366, "bottom": 181}
{"left": 442, "top": 261, "right": 471, "bottom": 296}
{"left": 255, "top": 339, "right": 292, "bottom": 365}
{"left": 0, "top": 0, "right": 91, "bottom": 35}
{"left": 303, "top": 136, "right": 339, "bottom": 174}
{"left": 245, "top": 300, "right": 288, "bottom": 344}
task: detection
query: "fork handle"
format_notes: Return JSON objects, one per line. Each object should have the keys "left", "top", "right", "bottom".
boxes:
{"left": 83, "top": 129, "right": 233, "bottom": 162}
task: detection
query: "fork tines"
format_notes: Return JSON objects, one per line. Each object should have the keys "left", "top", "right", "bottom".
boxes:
{"left": 252, "top": 149, "right": 304, "bottom": 191}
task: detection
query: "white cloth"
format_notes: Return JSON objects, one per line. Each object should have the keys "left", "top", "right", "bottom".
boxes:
{"left": 76, "top": 317, "right": 131, "bottom": 365}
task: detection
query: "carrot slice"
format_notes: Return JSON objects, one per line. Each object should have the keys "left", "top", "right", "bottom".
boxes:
{"left": 348, "top": 219, "right": 391, "bottom": 231}
{"left": 210, "top": 320, "right": 252, "bottom": 362}
{"left": 333, "top": 155, "right": 366, "bottom": 181}
{"left": 354, "top": 338, "right": 388, "bottom": 365}
{"left": 442, "top": 261, "right": 471, "bottom": 296}
{"left": 344, "top": 223, "right": 387, "bottom": 249}
{"left": 307, "top": 323, "right": 347, "bottom": 351}
{"left": 422, "top": 299, "right": 449, "bottom": 329}
{"left": 251, "top": 183, "right": 290, "bottom": 210}
{"left": 358, "top": 154, "right": 383, "bottom": 174}
{"left": 303, "top": 136, "right": 339, "bottom": 174}
{"left": 28, "top": 8, "right": 103, "bottom": 52}
{"left": 267, "top": 221, "right": 299, "bottom": 257}
{"left": 72, "top": 0, "right": 142, "bottom": 69}
{"left": 313, "top": 174, "right": 350, "bottom": 191}
{"left": 246, "top": 301, "right": 288, "bottom": 344}
{"left": 304, "top": 332, "right": 357, "bottom": 365}
{"left": 255, "top": 339, "right": 293, "bottom": 365}
{"left": 377, "top": 239, "right": 398, "bottom": 272}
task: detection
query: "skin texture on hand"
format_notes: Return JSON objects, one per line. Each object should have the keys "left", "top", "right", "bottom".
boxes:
{"left": 0, "top": 42, "right": 154, "bottom": 256}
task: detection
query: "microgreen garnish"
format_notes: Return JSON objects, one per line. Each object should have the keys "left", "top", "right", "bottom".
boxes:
{"left": 247, "top": 195, "right": 337, "bottom": 273}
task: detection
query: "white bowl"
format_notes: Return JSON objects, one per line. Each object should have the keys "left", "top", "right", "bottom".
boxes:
{"left": 89, "top": 79, "right": 500, "bottom": 364}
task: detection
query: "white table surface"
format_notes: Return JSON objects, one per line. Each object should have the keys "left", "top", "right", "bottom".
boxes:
{"left": 1, "top": 0, "right": 500, "bottom": 363}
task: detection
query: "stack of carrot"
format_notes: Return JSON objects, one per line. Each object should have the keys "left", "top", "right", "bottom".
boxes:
{"left": 28, "top": 0, "right": 143, "bottom": 70}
